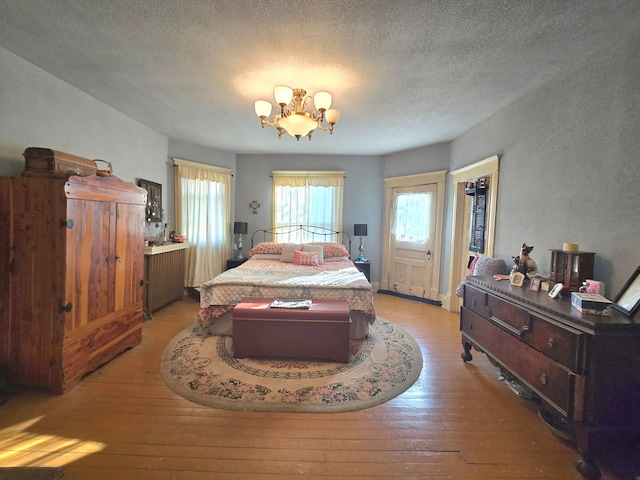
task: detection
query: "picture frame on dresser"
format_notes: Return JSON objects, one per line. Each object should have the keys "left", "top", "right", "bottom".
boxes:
{"left": 612, "top": 265, "right": 640, "bottom": 317}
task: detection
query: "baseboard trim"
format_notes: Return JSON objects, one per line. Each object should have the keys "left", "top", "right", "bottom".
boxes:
{"left": 377, "top": 290, "right": 443, "bottom": 306}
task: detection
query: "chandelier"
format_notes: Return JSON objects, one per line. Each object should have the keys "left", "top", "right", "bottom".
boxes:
{"left": 254, "top": 86, "right": 341, "bottom": 141}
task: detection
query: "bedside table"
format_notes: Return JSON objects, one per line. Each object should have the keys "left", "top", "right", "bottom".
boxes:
{"left": 226, "top": 258, "right": 248, "bottom": 270}
{"left": 354, "top": 260, "right": 370, "bottom": 281}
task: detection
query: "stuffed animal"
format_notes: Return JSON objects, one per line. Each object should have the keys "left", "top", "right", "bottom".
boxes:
{"left": 513, "top": 243, "right": 538, "bottom": 276}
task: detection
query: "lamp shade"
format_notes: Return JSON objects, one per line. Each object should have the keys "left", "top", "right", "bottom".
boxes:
{"left": 233, "top": 222, "right": 248, "bottom": 235}
{"left": 254, "top": 100, "right": 272, "bottom": 118}
{"left": 325, "top": 108, "right": 341, "bottom": 124}
{"left": 354, "top": 224, "right": 368, "bottom": 237}
{"left": 274, "top": 86, "right": 293, "bottom": 105}
{"left": 313, "top": 91, "right": 332, "bottom": 111}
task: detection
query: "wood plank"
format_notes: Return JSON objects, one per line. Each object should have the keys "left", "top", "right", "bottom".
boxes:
{"left": 0, "top": 294, "right": 628, "bottom": 479}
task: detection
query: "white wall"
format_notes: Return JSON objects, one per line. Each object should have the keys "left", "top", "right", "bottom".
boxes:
{"left": 234, "top": 154, "right": 384, "bottom": 280}
{"left": 450, "top": 27, "right": 640, "bottom": 295}
{"left": 3, "top": 22, "right": 639, "bottom": 297}
{"left": 0, "top": 47, "right": 168, "bottom": 186}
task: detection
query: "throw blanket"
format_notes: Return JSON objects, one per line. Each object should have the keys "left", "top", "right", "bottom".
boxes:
{"left": 197, "top": 257, "right": 376, "bottom": 332}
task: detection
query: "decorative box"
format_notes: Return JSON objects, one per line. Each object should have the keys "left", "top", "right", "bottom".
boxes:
{"left": 22, "top": 147, "right": 97, "bottom": 179}
{"left": 571, "top": 292, "right": 612, "bottom": 316}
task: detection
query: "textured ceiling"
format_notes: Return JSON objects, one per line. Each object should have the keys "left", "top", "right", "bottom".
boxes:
{"left": 1, "top": 0, "right": 639, "bottom": 155}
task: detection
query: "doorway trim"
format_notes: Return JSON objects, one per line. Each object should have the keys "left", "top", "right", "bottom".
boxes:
{"left": 381, "top": 170, "right": 446, "bottom": 300}
{"left": 444, "top": 155, "right": 500, "bottom": 311}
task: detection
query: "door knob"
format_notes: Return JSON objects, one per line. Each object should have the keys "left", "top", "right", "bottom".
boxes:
{"left": 426, "top": 250, "right": 432, "bottom": 260}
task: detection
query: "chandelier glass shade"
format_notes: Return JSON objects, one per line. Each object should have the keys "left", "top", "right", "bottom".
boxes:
{"left": 254, "top": 86, "right": 341, "bottom": 141}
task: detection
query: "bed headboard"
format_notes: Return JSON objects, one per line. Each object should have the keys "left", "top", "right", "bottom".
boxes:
{"left": 250, "top": 225, "right": 352, "bottom": 258}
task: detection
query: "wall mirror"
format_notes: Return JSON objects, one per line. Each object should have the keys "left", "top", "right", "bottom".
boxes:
{"left": 139, "top": 179, "right": 162, "bottom": 223}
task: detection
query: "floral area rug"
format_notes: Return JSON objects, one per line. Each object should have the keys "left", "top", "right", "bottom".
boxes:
{"left": 160, "top": 317, "right": 423, "bottom": 413}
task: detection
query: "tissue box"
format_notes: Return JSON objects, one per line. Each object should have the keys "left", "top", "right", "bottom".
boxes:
{"left": 571, "top": 292, "right": 612, "bottom": 316}
{"left": 584, "top": 280, "right": 605, "bottom": 296}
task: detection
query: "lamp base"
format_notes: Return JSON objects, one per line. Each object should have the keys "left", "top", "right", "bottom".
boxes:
{"left": 357, "top": 255, "right": 366, "bottom": 262}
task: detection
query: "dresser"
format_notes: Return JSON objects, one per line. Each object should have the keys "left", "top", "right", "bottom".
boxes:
{"left": 0, "top": 173, "right": 146, "bottom": 393}
{"left": 144, "top": 242, "right": 189, "bottom": 317}
{"left": 460, "top": 276, "right": 640, "bottom": 479}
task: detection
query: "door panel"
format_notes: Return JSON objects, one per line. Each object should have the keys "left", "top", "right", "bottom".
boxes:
{"left": 114, "top": 203, "right": 145, "bottom": 310}
{"left": 66, "top": 199, "right": 111, "bottom": 328}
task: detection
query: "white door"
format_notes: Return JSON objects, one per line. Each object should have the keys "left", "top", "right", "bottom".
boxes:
{"left": 389, "top": 184, "right": 437, "bottom": 300}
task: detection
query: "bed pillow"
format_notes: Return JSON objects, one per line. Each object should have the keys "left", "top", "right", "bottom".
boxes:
{"left": 280, "top": 243, "right": 302, "bottom": 263}
{"left": 324, "top": 256, "right": 350, "bottom": 262}
{"left": 302, "top": 244, "right": 324, "bottom": 264}
{"left": 249, "top": 242, "right": 282, "bottom": 256}
{"left": 249, "top": 253, "right": 282, "bottom": 260}
{"left": 308, "top": 242, "right": 350, "bottom": 259}
{"left": 294, "top": 250, "right": 319, "bottom": 266}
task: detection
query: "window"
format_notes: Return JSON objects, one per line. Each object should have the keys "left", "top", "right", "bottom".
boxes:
{"left": 272, "top": 171, "right": 344, "bottom": 241}
{"left": 391, "top": 191, "right": 431, "bottom": 243}
{"left": 174, "top": 158, "right": 231, "bottom": 287}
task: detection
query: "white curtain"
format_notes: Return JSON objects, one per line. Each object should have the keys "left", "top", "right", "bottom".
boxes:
{"left": 391, "top": 191, "right": 431, "bottom": 243}
{"left": 174, "top": 158, "right": 231, "bottom": 287}
{"left": 272, "top": 171, "right": 344, "bottom": 242}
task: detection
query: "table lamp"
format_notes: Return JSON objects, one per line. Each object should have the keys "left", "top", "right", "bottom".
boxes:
{"left": 233, "top": 222, "right": 248, "bottom": 259}
{"left": 354, "top": 224, "right": 368, "bottom": 261}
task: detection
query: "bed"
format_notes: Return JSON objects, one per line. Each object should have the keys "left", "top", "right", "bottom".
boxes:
{"left": 196, "top": 225, "right": 376, "bottom": 339}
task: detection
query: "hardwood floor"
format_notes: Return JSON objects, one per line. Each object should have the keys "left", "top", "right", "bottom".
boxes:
{"left": 0, "top": 293, "right": 628, "bottom": 479}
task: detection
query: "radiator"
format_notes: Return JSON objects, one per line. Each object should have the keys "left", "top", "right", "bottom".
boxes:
{"left": 144, "top": 247, "right": 186, "bottom": 316}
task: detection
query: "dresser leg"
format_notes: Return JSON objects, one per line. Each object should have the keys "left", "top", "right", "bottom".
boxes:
{"left": 575, "top": 456, "right": 600, "bottom": 479}
{"left": 461, "top": 341, "right": 473, "bottom": 362}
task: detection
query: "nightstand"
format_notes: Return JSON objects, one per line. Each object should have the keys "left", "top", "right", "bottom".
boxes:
{"left": 226, "top": 258, "right": 248, "bottom": 270}
{"left": 354, "top": 260, "right": 370, "bottom": 281}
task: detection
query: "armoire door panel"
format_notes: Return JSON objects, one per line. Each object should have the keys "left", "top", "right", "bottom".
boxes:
{"left": 66, "top": 199, "right": 112, "bottom": 327}
{"left": 114, "top": 203, "right": 145, "bottom": 310}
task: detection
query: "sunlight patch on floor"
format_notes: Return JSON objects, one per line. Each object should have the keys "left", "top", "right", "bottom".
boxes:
{"left": 0, "top": 416, "right": 104, "bottom": 467}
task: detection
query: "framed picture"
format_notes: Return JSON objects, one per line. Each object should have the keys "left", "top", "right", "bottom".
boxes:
{"left": 510, "top": 272, "right": 525, "bottom": 287}
{"left": 549, "top": 282, "right": 564, "bottom": 299}
{"left": 139, "top": 179, "right": 162, "bottom": 223}
{"left": 612, "top": 266, "right": 640, "bottom": 317}
{"left": 530, "top": 277, "right": 541, "bottom": 292}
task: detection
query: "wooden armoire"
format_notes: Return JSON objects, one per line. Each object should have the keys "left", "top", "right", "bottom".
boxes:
{"left": 0, "top": 152, "right": 147, "bottom": 393}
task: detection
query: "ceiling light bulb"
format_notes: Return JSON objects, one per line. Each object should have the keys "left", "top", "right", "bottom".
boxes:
{"left": 254, "top": 100, "right": 272, "bottom": 118}
{"left": 313, "top": 91, "right": 332, "bottom": 111}
{"left": 274, "top": 86, "right": 293, "bottom": 106}
{"left": 325, "top": 108, "right": 341, "bottom": 124}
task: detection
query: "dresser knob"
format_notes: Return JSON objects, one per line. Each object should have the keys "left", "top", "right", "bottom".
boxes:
{"left": 540, "top": 374, "right": 548, "bottom": 385}
{"left": 547, "top": 338, "right": 555, "bottom": 350}
{"left": 471, "top": 299, "right": 477, "bottom": 306}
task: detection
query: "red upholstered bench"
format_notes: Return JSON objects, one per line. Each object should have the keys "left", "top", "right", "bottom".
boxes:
{"left": 232, "top": 298, "right": 351, "bottom": 362}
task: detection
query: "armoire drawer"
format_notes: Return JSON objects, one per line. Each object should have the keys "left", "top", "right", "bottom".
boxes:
{"left": 461, "top": 307, "right": 577, "bottom": 417}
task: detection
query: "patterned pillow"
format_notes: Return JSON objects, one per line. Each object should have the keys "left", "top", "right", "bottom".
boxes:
{"left": 302, "top": 244, "right": 324, "bottom": 264}
{"left": 249, "top": 242, "right": 282, "bottom": 256}
{"left": 294, "top": 250, "right": 319, "bottom": 266}
{"left": 308, "top": 242, "right": 350, "bottom": 258}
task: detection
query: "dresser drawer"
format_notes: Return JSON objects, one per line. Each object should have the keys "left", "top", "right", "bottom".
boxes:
{"left": 463, "top": 284, "right": 488, "bottom": 317}
{"left": 524, "top": 315, "right": 584, "bottom": 373}
{"left": 486, "top": 294, "right": 531, "bottom": 337}
{"left": 464, "top": 284, "right": 531, "bottom": 336}
{"left": 461, "top": 307, "right": 578, "bottom": 417}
